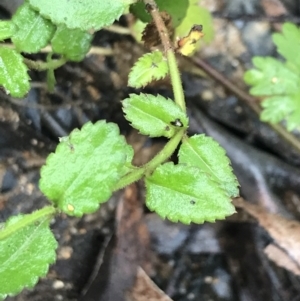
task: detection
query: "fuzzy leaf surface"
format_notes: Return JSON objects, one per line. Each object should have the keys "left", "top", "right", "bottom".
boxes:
{"left": 0, "top": 47, "right": 30, "bottom": 97}
{"left": 11, "top": 2, "right": 55, "bottom": 53}
{"left": 51, "top": 25, "right": 93, "bottom": 62}
{"left": 175, "top": 0, "right": 214, "bottom": 46}
{"left": 0, "top": 215, "right": 57, "bottom": 298}
{"left": 272, "top": 23, "right": 300, "bottom": 72}
{"left": 130, "top": 0, "right": 189, "bottom": 28}
{"left": 0, "top": 21, "right": 16, "bottom": 41}
{"left": 244, "top": 57, "right": 300, "bottom": 96}
{"left": 122, "top": 93, "right": 188, "bottom": 138}
{"left": 29, "top": 0, "right": 136, "bottom": 31}
{"left": 178, "top": 135, "right": 239, "bottom": 197}
{"left": 40, "top": 121, "right": 133, "bottom": 217}
{"left": 145, "top": 162, "right": 235, "bottom": 224}
{"left": 128, "top": 51, "right": 168, "bottom": 88}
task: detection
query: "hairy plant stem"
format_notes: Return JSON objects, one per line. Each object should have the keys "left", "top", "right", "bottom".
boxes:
{"left": 114, "top": 0, "right": 188, "bottom": 190}
{"left": 23, "top": 56, "right": 67, "bottom": 71}
{"left": 114, "top": 129, "right": 185, "bottom": 190}
{"left": 0, "top": 206, "right": 56, "bottom": 240}
{"left": 143, "top": 0, "right": 186, "bottom": 113}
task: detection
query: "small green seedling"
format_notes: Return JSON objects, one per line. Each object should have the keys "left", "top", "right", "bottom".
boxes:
{"left": 0, "top": 0, "right": 238, "bottom": 299}
{"left": 244, "top": 22, "right": 300, "bottom": 131}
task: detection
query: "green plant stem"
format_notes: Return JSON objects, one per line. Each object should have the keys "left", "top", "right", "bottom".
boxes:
{"left": 115, "top": 0, "right": 188, "bottom": 190}
{"left": 0, "top": 206, "right": 56, "bottom": 240}
{"left": 114, "top": 129, "right": 185, "bottom": 190}
{"left": 23, "top": 56, "right": 67, "bottom": 71}
{"left": 167, "top": 50, "right": 186, "bottom": 112}
{"left": 143, "top": 0, "right": 186, "bottom": 112}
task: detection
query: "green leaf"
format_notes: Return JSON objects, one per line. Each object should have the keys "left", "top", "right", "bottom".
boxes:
{"left": 260, "top": 93, "right": 300, "bottom": 131}
{"left": 122, "top": 93, "right": 188, "bottom": 138}
{"left": 130, "top": 0, "right": 189, "bottom": 28}
{"left": 0, "top": 47, "right": 30, "bottom": 97}
{"left": 178, "top": 135, "right": 239, "bottom": 197}
{"left": 130, "top": 18, "right": 147, "bottom": 43}
{"left": 128, "top": 51, "right": 168, "bottom": 88}
{"left": 145, "top": 162, "right": 235, "bottom": 224}
{"left": 272, "top": 23, "right": 300, "bottom": 72}
{"left": 11, "top": 2, "right": 55, "bottom": 53}
{"left": 175, "top": 0, "right": 214, "bottom": 45}
{"left": 51, "top": 24, "right": 93, "bottom": 62}
{"left": 244, "top": 24, "right": 300, "bottom": 131}
{"left": 40, "top": 121, "right": 133, "bottom": 217}
{"left": 260, "top": 96, "right": 294, "bottom": 124}
{"left": 0, "top": 213, "right": 57, "bottom": 298}
{"left": 244, "top": 57, "right": 300, "bottom": 96}
{"left": 29, "top": 0, "right": 136, "bottom": 31}
{"left": 0, "top": 21, "right": 16, "bottom": 41}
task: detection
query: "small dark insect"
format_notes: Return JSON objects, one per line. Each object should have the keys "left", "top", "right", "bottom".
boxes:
{"left": 59, "top": 136, "right": 75, "bottom": 152}
{"left": 190, "top": 200, "right": 196, "bottom": 205}
{"left": 170, "top": 118, "right": 183, "bottom": 127}
{"left": 165, "top": 125, "right": 170, "bottom": 131}
{"left": 145, "top": 3, "right": 157, "bottom": 12}
{"left": 68, "top": 143, "right": 75, "bottom": 152}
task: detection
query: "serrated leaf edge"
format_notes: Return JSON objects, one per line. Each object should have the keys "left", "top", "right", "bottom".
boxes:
{"left": 146, "top": 163, "right": 236, "bottom": 225}
{"left": 179, "top": 135, "right": 239, "bottom": 197}
{"left": 128, "top": 51, "right": 168, "bottom": 88}
{"left": 0, "top": 214, "right": 57, "bottom": 298}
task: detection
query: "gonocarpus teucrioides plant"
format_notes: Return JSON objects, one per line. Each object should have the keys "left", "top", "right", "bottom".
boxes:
{"left": 0, "top": 0, "right": 239, "bottom": 298}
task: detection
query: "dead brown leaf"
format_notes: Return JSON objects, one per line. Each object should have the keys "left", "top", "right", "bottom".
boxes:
{"left": 127, "top": 267, "right": 173, "bottom": 301}
{"left": 234, "top": 198, "right": 300, "bottom": 275}
{"left": 264, "top": 244, "right": 300, "bottom": 276}
{"left": 81, "top": 184, "right": 150, "bottom": 301}
{"left": 142, "top": 11, "right": 173, "bottom": 49}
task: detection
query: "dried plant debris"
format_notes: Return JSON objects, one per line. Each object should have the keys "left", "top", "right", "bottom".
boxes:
{"left": 264, "top": 244, "right": 300, "bottom": 276}
{"left": 127, "top": 267, "right": 173, "bottom": 301}
{"left": 234, "top": 198, "right": 300, "bottom": 276}
{"left": 142, "top": 11, "right": 173, "bottom": 49}
{"left": 81, "top": 184, "right": 150, "bottom": 301}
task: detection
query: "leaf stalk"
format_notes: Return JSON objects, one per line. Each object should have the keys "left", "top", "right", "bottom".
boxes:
{"left": 114, "top": 129, "right": 185, "bottom": 190}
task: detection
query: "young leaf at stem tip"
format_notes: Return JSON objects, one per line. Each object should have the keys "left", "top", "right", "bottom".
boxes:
{"left": 122, "top": 93, "right": 188, "bottom": 138}
{"left": 178, "top": 134, "right": 239, "bottom": 197}
{"left": 128, "top": 50, "right": 169, "bottom": 88}
{"left": 145, "top": 162, "right": 236, "bottom": 224}
{"left": 39, "top": 121, "right": 133, "bottom": 217}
